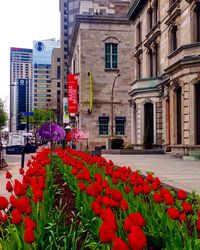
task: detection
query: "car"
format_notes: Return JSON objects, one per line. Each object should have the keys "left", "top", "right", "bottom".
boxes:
{"left": 1, "top": 140, "right": 7, "bottom": 148}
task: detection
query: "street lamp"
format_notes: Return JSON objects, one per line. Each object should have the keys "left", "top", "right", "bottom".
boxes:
{"left": 111, "top": 73, "right": 121, "bottom": 138}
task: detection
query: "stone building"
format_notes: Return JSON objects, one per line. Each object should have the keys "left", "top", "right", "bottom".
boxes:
{"left": 69, "top": 0, "right": 134, "bottom": 150}
{"left": 128, "top": 0, "right": 200, "bottom": 155}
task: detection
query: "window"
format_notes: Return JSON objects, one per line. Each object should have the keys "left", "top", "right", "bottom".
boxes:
{"left": 136, "top": 22, "right": 141, "bottom": 44}
{"left": 99, "top": 117, "right": 109, "bottom": 135}
{"left": 154, "top": 1, "right": 159, "bottom": 24}
{"left": 154, "top": 44, "right": 159, "bottom": 77}
{"left": 148, "top": 8, "right": 153, "bottom": 30}
{"left": 149, "top": 48, "right": 153, "bottom": 77}
{"left": 105, "top": 43, "right": 118, "bottom": 69}
{"left": 57, "top": 57, "right": 61, "bottom": 62}
{"left": 171, "top": 25, "right": 177, "bottom": 51}
{"left": 115, "top": 117, "right": 126, "bottom": 135}
{"left": 195, "top": 4, "right": 200, "bottom": 42}
{"left": 136, "top": 58, "right": 141, "bottom": 79}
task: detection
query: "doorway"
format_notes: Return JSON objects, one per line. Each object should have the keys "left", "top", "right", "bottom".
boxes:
{"left": 144, "top": 102, "right": 154, "bottom": 145}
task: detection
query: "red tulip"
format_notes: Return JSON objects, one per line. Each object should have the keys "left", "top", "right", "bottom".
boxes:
{"left": 128, "top": 225, "right": 147, "bottom": 250}
{"left": 164, "top": 193, "right": 174, "bottom": 205}
{"left": 0, "top": 196, "right": 9, "bottom": 210}
{"left": 177, "top": 189, "right": 187, "bottom": 200}
{"left": 129, "top": 212, "right": 146, "bottom": 227}
{"left": 124, "top": 186, "right": 131, "bottom": 193}
{"left": 146, "top": 173, "right": 154, "bottom": 183}
{"left": 143, "top": 183, "right": 151, "bottom": 194}
{"left": 197, "top": 217, "right": 200, "bottom": 230}
{"left": 113, "top": 237, "right": 129, "bottom": 250}
{"left": 78, "top": 182, "right": 86, "bottom": 191}
{"left": 6, "top": 181, "right": 13, "bottom": 192}
{"left": 19, "top": 168, "right": 25, "bottom": 175}
{"left": 111, "top": 189, "right": 123, "bottom": 202}
{"left": 91, "top": 200, "right": 102, "bottom": 216}
{"left": 6, "top": 171, "right": 12, "bottom": 179}
{"left": 10, "top": 195, "right": 17, "bottom": 208}
{"left": 182, "top": 201, "right": 193, "bottom": 213}
{"left": 24, "top": 217, "right": 36, "bottom": 229}
{"left": 11, "top": 209, "right": 23, "bottom": 224}
{"left": 99, "top": 222, "right": 116, "bottom": 243}
{"left": 167, "top": 207, "right": 180, "bottom": 220}
{"left": 153, "top": 193, "right": 162, "bottom": 203}
{"left": 120, "top": 199, "right": 129, "bottom": 211}
{"left": 179, "top": 213, "right": 186, "bottom": 222}
{"left": 24, "top": 228, "right": 35, "bottom": 243}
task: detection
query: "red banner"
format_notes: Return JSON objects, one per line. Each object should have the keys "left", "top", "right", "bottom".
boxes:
{"left": 67, "top": 74, "right": 78, "bottom": 113}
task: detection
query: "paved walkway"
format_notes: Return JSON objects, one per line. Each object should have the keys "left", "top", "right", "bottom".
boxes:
{"left": 102, "top": 154, "right": 200, "bottom": 194}
{"left": 1, "top": 152, "right": 200, "bottom": 200}
{"left": 0, "top": 153, "right": 31, "bottom": 199}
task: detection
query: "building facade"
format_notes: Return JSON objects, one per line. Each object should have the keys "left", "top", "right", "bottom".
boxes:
{"left": 10, "top": 47, "right": 32, "bottom": 132}
{"left": 69, "top": 0, "right": 133, "bottom": 149}
{"left": 32, "top": 39, "right": 59, "bottom": 110}
{"left": 128, "top": 0, "right": 200, "bottom": 154}
{"left": 51, "top": 47, "right": 62, "bottom": 123}
{"left": 59, "top": 0, "right": 81, "bottom": 125}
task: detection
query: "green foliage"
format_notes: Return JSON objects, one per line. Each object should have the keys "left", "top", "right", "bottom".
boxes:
{"left": 0, "top": 98, "right": 8, "bottom": 130}
{"left": 124, "top": 144, "right": 134, "bottom": 150}
{"left": 20, "top": 109, "right": 55, "bottom": 128}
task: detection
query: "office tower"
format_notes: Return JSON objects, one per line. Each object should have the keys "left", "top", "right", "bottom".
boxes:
{"left": 59, "top": 0, "right": 80, "bottom": 125}
{"left": 10, "top": 47, "right": 32, "bottom": 132}
{"left": 32, "top": 39, "right": 59, "bottom": 110}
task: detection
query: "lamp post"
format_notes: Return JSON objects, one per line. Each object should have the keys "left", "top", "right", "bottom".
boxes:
{"left": 111, "top": 73, "right": 121, "bottom": 138}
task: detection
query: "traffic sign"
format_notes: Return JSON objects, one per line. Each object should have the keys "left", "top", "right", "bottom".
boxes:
{"left": 21, "top": 112, "right": 34, "bottom": 116}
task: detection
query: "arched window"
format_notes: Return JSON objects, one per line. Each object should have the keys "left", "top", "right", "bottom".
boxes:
{"left": 176, "top": 86, "right": 182, "bottom": 144}
{"left": 104, "top": 37, "right": 119, "bottom": 69}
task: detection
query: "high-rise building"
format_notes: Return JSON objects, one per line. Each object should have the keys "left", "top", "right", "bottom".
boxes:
{"left": 51, "top": 47, "right": 62, "bottom": 123}
{"left": 10, "top": 47, "right": 32, "bottom": 132}
{"left": 32, "top": 39, "right": 59, "bottom": 110}
{"left": 59, "top": 0, "right": 81, "bottom": 124}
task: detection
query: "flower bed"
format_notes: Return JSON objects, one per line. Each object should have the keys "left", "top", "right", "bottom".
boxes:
{"left": 0, "top": 148, "right": 200, "bottom": 249}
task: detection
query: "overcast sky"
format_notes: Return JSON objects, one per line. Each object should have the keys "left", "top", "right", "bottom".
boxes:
{"left": 0, "top": 0, "right": 60, "bottom": 109}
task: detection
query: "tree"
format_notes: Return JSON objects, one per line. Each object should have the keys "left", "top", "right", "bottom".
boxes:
{"left": 0, "top": 98, "right": 8, "bottom": 130}
{"left": 21, "top": 109, "right": 55, "bottom": 128}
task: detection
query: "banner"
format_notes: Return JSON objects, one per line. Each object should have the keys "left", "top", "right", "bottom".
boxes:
{"left": 67, "top": 74, "right": 78, "bottom": 113}
{"left": 63, "top": 97, "right": 69, "bottom": 123}
{"left": 17, "top": 79, "right": 27, "bottom": 130}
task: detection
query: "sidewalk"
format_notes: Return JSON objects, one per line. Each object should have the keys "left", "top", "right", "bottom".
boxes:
{"left": 102, "top": 153, "right": 200, "bottom": 194}
{"left": 0, "top": 154, "right": 31, "bottom": 200}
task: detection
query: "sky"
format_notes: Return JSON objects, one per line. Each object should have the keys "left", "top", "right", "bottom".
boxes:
{"left": 0, "top": 0, "right": 60, "bottom": 110}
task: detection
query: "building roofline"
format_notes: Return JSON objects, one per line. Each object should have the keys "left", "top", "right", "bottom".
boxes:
{"left": 69, "top": 14, "right": 131, "bottom": 66}
{"left": 127, "top": 0, "right": 147, "bottom": 21}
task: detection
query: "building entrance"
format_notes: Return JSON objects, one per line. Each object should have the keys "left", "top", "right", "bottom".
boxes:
{"left": 195, "top": 82, "right": 200, "bottom": 144}
{"left": 144, "top": 102, "right": 154, "bottom": 145}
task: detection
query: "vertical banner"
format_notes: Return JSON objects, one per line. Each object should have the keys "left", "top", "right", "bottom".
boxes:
{"left": 67, "top": 74, "right": 78, "bottom": 113}
{"left": 63, "top": 97, "right": 70, "bottom": 123}
{"left": 17, "top": 79, "right": 27, "bottom": 130}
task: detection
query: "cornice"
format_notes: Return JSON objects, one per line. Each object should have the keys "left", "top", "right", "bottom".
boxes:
{"left": 165, "top": 55, "right": 200, "bottom": 74}
{"left": 127, "top": 0, "right": 147, "bottom": 21}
